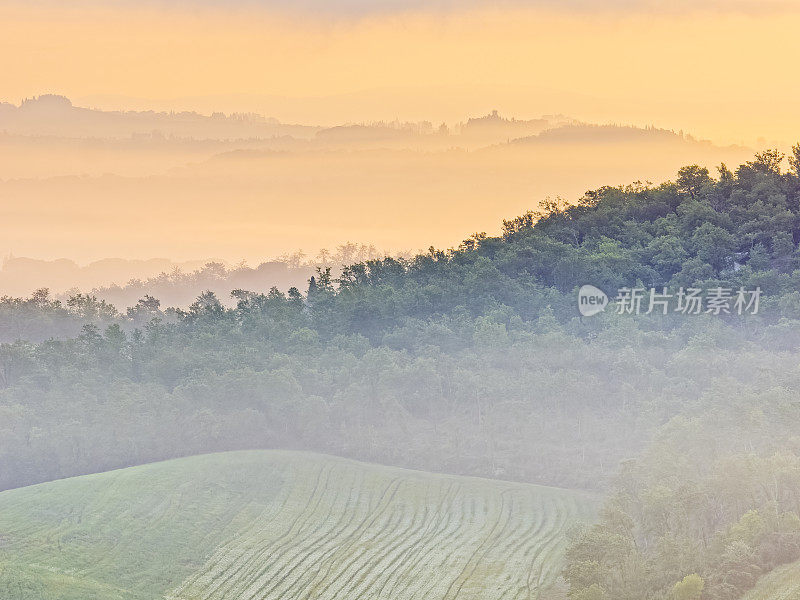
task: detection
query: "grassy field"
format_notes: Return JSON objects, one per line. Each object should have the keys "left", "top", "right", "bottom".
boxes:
{"left": 0, "top": 450, "right": 595, "bottom": 600}
{"left": 742, "top": 560, "right": 800, "bottom": 600}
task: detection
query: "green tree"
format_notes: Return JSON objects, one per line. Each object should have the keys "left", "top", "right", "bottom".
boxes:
{"left": 677, "top": 165, "right": 712, "bottom": 199}
{"left": 672, "top": 574, "right": 704, "bottom": 600}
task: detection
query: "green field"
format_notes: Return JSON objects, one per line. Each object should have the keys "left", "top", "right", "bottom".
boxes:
{"left": 0, "top": 451, "right": 595, "bottom": 600}
{"left": 742, "top": 560, "right": 800, "bottom": 600}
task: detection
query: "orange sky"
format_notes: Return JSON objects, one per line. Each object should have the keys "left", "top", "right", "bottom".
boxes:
{"left": 1, "top": 1, "right": 799, "bottom": 270}
{"left": 2, "top": 2, "right": 800, "bottom": 145}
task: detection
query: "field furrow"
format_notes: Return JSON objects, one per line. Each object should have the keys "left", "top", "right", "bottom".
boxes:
{"left": 0, "top": 451, "right": 595, "bottom": 600}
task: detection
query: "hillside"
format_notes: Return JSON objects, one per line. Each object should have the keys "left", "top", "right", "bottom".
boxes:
{"left": 742, "top": 561, "right": 800, "bottom": 600}
{"left": 0, "top": 95, "right": 316, "bottom": 140}
{"left": 0, "top": 450, "right": 596, "bottom": 600}
{"left": 3, "top": 152, "right": 800, "bottom": 600}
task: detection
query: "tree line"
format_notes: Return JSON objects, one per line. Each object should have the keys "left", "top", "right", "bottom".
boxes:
{"left": 2, "top": 149, "right": 800, "bottom": 599}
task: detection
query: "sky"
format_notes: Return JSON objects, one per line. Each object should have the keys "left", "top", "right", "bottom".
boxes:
{"left": 3, "top": 0, "right": 800, "bottom": 145}
{"left": 1, "top": 0, "right": 799, "bottom": 274}
{"left": 64, "top": 0, "right": 800, "bottom": 16}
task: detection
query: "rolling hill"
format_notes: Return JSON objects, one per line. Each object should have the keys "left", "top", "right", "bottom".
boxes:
{"left": 0, "top": 451, "right": 595, "bottom": 600}
{"left": 743, "top": 560, "right": 800, "bottom": 600}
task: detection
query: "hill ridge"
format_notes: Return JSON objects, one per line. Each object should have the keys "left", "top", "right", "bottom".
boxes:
{"left": 0, "top": 450, "right": 595, "bottom": 600}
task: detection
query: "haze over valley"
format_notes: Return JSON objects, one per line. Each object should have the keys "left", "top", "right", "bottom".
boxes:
{"left": 1, "top": 95, "right": 754, "bottom": 297}
{"left": 4, "top": 2, "right": 800, "bottom": 600}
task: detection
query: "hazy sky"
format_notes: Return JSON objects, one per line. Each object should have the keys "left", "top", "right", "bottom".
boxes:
{"left": 3, "top": 0, "right": 800, "bottom": 145}
{"left": 2, "top": 0, "right": 799, "bottom": 270}
{"left": 57, "top": 0, "right": 800, "bottom": 16}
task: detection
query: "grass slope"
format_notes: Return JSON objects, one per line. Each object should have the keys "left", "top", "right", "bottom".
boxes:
{"left": 0, "top": 450, "right": 595, "bottom": 600}
{"left": 742, "top": 560, "right": 800, "bottom": 600}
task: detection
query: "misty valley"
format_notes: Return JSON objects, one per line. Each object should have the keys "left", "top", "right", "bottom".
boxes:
{"left": 4, "top": 2, "right": 800, "bottom": 599}
{"left": 3, "top": 149, "right": 800, "bottom": 599}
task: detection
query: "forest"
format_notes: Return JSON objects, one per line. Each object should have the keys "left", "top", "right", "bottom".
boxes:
{"left": 2, "top": 148, "right": 800, "bottom": 599}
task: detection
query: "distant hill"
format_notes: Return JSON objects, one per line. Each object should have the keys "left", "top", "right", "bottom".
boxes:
{"left": 459, "top": 109, "right": 575, "bottom": 141}
{"left": 508, "top": 122, "right": 728, "bottom": 147}
{"left": 0, "top": 256, "right": 209, "bottom": 298}
{"left": 0, "top": 450, "right": 595, "bottom": 600}
{"left": 0, "top": 97, "right": 755, "bottom": 264}
{"left": 312, "top": 112, "right": 577, "bottom": 149}
{"left": 0, "top": 94, "right": 318, "bottom": 140}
